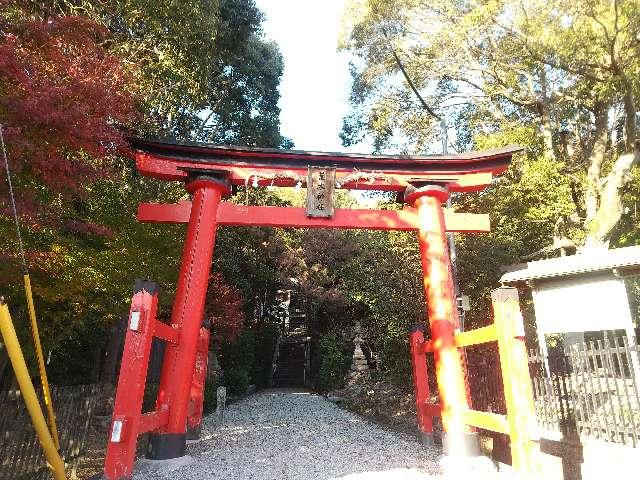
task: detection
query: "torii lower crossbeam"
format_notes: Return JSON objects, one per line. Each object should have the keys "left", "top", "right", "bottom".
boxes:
{"left": 137, "top": 202, "right": 490, "bottom": 232}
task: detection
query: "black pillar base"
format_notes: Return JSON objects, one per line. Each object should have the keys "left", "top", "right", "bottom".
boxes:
{"left": 420, "top": 431, "right": 435, "bottom": 446}
{"left": 146, "top": 433, "right": 186, "bottom": 460}
{"left": 442, "top": 431, "right": 481, "bottom": 457}
{"left": 186, "top": 423, "right": 202, "bottom": 441}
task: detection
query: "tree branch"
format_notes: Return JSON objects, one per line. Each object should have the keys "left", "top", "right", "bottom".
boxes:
{"left": 381, "top": 27, "right": 441, "bottom": 120}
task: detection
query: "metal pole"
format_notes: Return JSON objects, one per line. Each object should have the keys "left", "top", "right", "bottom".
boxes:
{"left": 0, "top": 300, "right": 66, "bottom": 480}
{"left": 23, "top": 274, "right": 60, "bottom": 449}
{"left": 1, "top": 124, "right": 60, "bottom": 446}
{"left": 0, "top": 124, "right": 27, "bottom": 270}
{"left": 441, "top": 118, "right": 464, "bottom": 330}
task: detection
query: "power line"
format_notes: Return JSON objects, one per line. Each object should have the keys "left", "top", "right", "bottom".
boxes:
{"left": 0, "top": 124, "right": 28, "bottom": 272}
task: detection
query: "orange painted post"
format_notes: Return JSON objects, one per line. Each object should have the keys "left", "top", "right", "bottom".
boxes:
{"left": 409, "top": 324, "right": 434, "bottom": 445}
{"left": 187, "top": 326, "right": 210, "bottom": 440}
{"left": 492, "top": 287, "right": 540, "bottom": 476}
{"left": 406, "top": 184, "right": 478, "bottom": 457}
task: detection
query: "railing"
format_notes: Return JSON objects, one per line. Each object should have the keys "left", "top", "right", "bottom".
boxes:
{"left": 529, "top": 335, "right": 640, "bottom": 446}
{"left": 0, "top": 384, "right": 101, "bottom": 480}
{"left": 410, "top": 287, "right": 539, "bottom": 474}
{"left": 468, "top": 333, "right": 640, "bottom": 449}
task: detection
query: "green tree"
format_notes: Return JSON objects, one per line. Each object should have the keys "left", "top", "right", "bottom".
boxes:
{"left": 24, "top": 0, "right": 290, "bottom": 146}
{"left": 341, "top": 0, "right": 640, "bottom": 249}
{"left": 0, "top": 0, "right": 291, "bottom": 382}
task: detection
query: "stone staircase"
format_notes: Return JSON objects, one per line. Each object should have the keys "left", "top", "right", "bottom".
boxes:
{"left": 272, "top": 338, "right": 307, "bottom": 388}
{"left": 272, "top": 290, "right": 310, "bottom": 388}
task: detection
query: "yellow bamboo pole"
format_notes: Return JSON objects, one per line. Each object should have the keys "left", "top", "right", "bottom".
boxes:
{"left": 0, "top": 299, "right": 66, "bottom": 480}
{"left": 23, "top": 273, "right": 60, "bottom": 450}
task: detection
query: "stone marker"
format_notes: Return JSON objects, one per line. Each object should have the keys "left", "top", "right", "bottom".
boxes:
{"left": 346, "top": 322, "right": 369, "bottom": 385}
{"left": 350, "top": 323, "right": 369, "bottom": 374}
{"left": 216, "top": 386, "right": 226, "bottom": 426}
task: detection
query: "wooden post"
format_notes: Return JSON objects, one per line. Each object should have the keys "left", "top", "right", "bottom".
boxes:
{"left": 492, "top": 287, "right": 540, "bottom": 476}
{"left": 104, "top": 281, "right": 159, "bottom": 480}
{"left": 152, "top": 175, "right": 228, "bottom": 459}
{"left": 409, "top": 324, "right": 434, "bottom": 445}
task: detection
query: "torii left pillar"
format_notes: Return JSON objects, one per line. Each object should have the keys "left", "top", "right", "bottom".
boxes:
{"left": 148, "top": 174, "right": 229, "bottom": 459}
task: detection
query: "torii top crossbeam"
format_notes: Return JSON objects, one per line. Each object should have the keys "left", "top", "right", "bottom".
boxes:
{"left": 133, "top": 139, "right": 520, "bottom": 232}
{"left": 133, "top": 138, "right": 520, "bottom": 193}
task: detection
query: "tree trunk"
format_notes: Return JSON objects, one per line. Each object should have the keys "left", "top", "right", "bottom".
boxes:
{"left": 583, "top": 149, "right": 639, "bottom": 248}
{"left": 584, "top": 105, "right": 609, "bottom": 223}
{"left": 583, "top": 82, "right": 637, "bottom": 249}
{"left": 539, "top": 68, "right": 557, "bottom": 159}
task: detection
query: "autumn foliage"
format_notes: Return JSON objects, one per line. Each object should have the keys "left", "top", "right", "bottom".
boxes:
{"left": 204, "top": 272, "right": 245, "bottom": 340}
{"left": 0, "top": 9, "right": 137, "bottom": 209}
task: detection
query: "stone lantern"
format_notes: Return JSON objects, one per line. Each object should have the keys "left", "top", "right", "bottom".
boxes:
{"left": 350, "top": 322, "right": 369, "bottom": 373}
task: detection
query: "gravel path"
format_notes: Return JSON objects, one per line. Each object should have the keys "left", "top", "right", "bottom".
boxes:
{"left": 133, "top": 390, "right": 512, "bottom": 480}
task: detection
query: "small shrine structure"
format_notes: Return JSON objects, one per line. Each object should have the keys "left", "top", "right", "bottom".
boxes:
{"left": 501, "top": 245, "right": 640, "bottom": 374}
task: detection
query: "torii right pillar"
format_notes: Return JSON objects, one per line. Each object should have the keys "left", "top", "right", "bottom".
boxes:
{"left": 405, "top": 184, "right": 479, "bottom": 457}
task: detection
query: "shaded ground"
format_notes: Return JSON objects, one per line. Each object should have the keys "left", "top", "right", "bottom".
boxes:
{"left": 73, "top": 417, "right": 109, "bottom": 479}
{"left": 131, "top": 389, "right": 510, "bottom": 480}
{"left": 328, "top": 375, "right": 437, "bottom": 437}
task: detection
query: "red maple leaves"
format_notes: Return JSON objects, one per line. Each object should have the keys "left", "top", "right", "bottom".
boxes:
{"left": 204, "top": 272, "right": 245, "bottom": 340}
{"left": 0, "top": 11, "right": 137, "bottom": 210}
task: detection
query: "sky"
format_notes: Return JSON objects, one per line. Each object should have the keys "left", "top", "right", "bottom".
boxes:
{"left": 254, "top": 0, "right": 367, "bottom": 154}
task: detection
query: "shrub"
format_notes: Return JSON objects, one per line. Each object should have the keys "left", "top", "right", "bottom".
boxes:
{"left": 316, "top": 333, "right": 351, "bottom": 392}
{"left": 203, "top": 373, "right": 221, "bottom": 414}
{"left": 376, "top": 334, "right": 413, "bottom": 388}
{"left": 224, "top": 367, "right": 250, "bottom": 396}
{"left": 220, "top": 328, "right": 256, "bottom": 395}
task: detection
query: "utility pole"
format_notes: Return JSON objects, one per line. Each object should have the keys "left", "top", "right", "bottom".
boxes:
{"left": 441, "top": 118, "right": 465, "bottom": 331}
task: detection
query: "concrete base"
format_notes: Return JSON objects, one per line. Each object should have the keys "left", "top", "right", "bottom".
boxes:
{"left": 186, "top": 423, "right": 202, "bottom": 441}
{"left": 440, "top": 454, "right": 499, "bottom": 475}
{"left": 135, "top": 455, "right": 195, "bottom": 475}
{"left": 88, "top": 455, "right": 195, "bottom": 478}
{"left": 442, "top": 431, "right": 481, "bottom": 457}
{"left": 419, "top": 431, "right": 435, "bottom": 446}
{"left": 146, "top": 432, "right": 186, "bottom": 460}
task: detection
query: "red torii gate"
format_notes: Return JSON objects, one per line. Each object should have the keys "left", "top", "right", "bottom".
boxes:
{"left": 103, "top": 139, "right": 537, "bottom": 479}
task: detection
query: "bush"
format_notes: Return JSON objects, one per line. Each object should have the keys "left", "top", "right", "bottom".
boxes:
{"left": 224, "top": 367, "right": 250, "bottom": 395}
{"left": 220, "top": 329, "right": 256, "bottom": 395}
{"left": 203, "top": 373, "right": 221, "bottom": 414}
{"left": 376, "top": 334, "right": 413, "bottom": 388}
{"left": 316, "top": 333, "right": 351, "bottom": 392}
{"left": 252, "top": 323, "right": 279, "bottom": 388}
